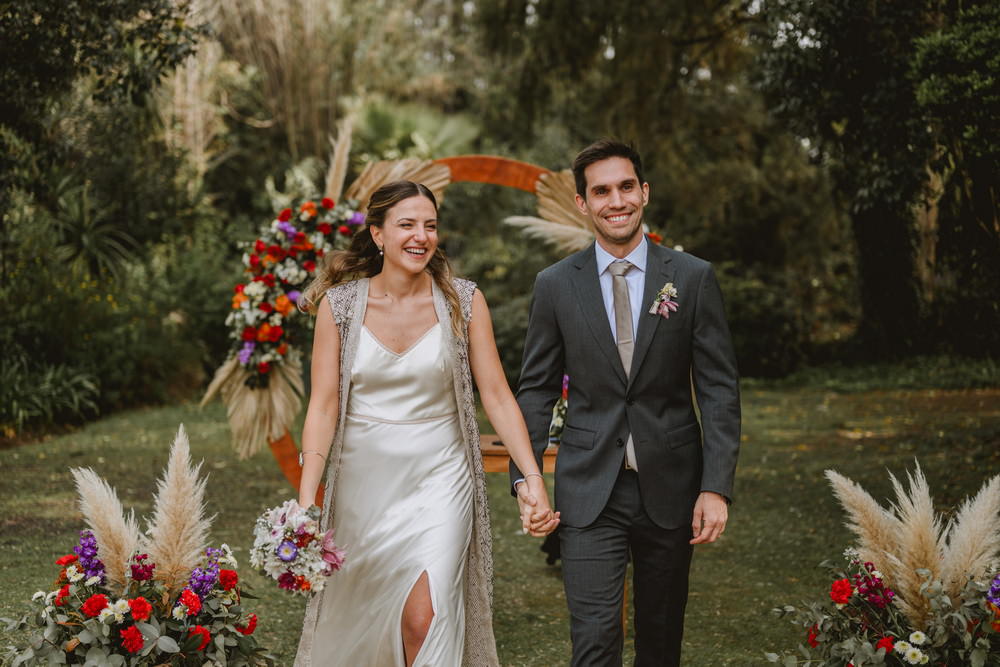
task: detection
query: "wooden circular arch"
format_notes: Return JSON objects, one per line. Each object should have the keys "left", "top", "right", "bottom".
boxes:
{"left": 270, "top": 155, "right": 559, "bottom": 502}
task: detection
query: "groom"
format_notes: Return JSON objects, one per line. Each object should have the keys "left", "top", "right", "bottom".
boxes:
{"left": 513, "top": 139, "right": 741, "bottom": 666}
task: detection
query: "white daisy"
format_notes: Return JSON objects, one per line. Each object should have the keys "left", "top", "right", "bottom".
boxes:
{"left": 85, "top": 576, "right": 102, "bottom": 587}
{"left": 172, "top": 605, "right": 187, "bottom": 620}
{"left": 904, "top": 648, "right": 924, "bottom": 665}
{"left": 113, "top": 599, "right": 129, "bottom": 614}
{"left": 98, "top": 607, "right": 115, "bottom": 624}
{"left": 894, "top": 641, "right": 912, "bottom": 654}
{"left": 66, "top": 565, "right": 84, "bottom": 582}
{"left": 908, "top": 631, "right": 926, "bottom": 645}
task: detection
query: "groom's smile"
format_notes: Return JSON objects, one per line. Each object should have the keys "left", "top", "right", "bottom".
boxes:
{"left": 575, "top": 156, "right": 650, "bottom": 255}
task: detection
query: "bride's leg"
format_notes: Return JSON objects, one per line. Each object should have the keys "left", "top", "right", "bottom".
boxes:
{"left": 401, "top": 571, "right": 434, "bottom": 667}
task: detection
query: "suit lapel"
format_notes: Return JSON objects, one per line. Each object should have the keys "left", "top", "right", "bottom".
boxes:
{"left": 629, "top": 243, "right": 674, "bottom": 382}
{"left": 571, "top": 245, "right": 628, "bottom": 385}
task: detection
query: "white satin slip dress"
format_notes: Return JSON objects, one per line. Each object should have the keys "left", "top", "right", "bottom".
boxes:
{"left": 305, "top": 322, "right": 473, "bottom": 666}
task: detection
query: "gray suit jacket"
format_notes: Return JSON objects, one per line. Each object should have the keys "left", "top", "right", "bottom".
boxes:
{"left": 513, "top": 241, "right": 741, "bottom": 529}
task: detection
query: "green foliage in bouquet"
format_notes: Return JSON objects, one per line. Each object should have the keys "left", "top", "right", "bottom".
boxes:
{"left": 766, "top": 464, "right": 1000, "bottom": 666}
{"left": 2, "top": 426, "right": 274, "bottom": 666}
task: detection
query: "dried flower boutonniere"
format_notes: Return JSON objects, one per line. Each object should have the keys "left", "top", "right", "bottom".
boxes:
{"left": 648, "top": 282, "right": 679, "bottom": 318}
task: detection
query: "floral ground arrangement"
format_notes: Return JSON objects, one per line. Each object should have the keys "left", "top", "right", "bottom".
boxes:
{"left": 767, "top": 464, "right": 1000, "bottom": 666}
{"left": 3, "top": 426, "right": 273, "bottom": 666}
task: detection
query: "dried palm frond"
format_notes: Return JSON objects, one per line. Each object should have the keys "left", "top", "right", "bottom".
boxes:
{"left": 344, "top": 159, "right": 451, "bottom": 210}
{"left": 503, "top": 169, "right": 595, "bottom": 254}
{"left": 70, "top": 467, "right": 141, "bottom": 594}
{"left": 940, "top": 473, "right": 1000, "bottom": 598}
{"left": 886, "top": 464, "right": 946, "bottom": 626}
{"left": 324, "top": 114, "right": 354, "bottom": 203}
{"left": 825, "top": 470, "right": 901, "bottom": 574}
{"left": 201, "top": 356, "right": 305, "bottom": 458}
{"left": 143, "top": 425, "right": 212, "bottom": 595}
{"left": 826, "top": 464, "right": 1000, "bottom": 629}
{"left": 504, "top": 216, "right": 596, "bottom": 254}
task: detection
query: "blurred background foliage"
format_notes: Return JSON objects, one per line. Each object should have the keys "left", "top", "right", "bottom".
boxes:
{"left": 1, "top": 0, "right": 997, "bottom": 436}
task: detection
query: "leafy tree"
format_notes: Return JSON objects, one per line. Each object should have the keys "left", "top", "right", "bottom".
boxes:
{"left": 756, "top": 0, "right": 1000, "bottom": 355}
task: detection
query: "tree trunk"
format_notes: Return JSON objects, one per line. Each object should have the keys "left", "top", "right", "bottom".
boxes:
{"left": 850, "top": 204, "right": 922, "bottom": 356}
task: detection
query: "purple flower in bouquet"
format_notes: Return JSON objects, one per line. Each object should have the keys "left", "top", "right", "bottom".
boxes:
{"left": 348, "top": 212, "right": 366, "bottom": 225}
{"left": 320, "top": 531, "right": 346, "bottom": 573}
{"left": 286, "top": 290, "right": 301, "bottom": 304}
{"left": 74, "top": 530, "right": 106, "bottom": 584}
{"left": 276, "top": 541, "right": 298, "bottom": 562}
{"left": 189, "top": 547, "right": 222, "bottom": 599}
{"left": 277, "top": 221, "right": 297, "bottom": 239}
{"left": 238, "top": 341, "right": 255, "bottom": 364}
{"left": 988, "top": 573, "right": 1000, "bottom": 607}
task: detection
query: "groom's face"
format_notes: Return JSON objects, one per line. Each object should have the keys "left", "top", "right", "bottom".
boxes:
{"left": 575, "top": 156, "right": 649, "bottom": 254}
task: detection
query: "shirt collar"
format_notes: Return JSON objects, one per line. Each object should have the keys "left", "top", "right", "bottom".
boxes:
{"left": 596, "top": 235, "right": 648, "bottom": 276}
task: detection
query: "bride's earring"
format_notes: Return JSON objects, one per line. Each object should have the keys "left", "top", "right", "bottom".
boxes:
{"left": 378, "top": 245, "right": 383, "bottom": 256}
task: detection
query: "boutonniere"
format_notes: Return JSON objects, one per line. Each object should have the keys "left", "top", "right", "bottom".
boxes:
{"left": 648, "top": 282, "right": 679, "bottom": 318}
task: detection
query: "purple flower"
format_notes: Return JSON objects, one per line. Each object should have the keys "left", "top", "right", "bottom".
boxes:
{"left": 277, "top": 220, "right": 298, "bottom": 239}
{"left": 286, "top": 290, "right": 301, "bottom": 304}
{"left": 188, "top": 547, "right": 222, "bottom": 599}
{"left": 276, "top": 541, "right": 298, "bottom": 563}
{"left": 988, "top": 573, "right": 1000, "bottom": 607}
{"left": 238, "top": 341, "right": 255, "bottom": 364}
{"left": 348, "top": 211, "right": 366, "bottom": 225}
{"left": 74, "top": 530, "right": 106, "bottom": 584}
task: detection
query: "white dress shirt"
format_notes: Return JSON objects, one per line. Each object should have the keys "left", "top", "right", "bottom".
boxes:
{"left": 594, "top": 236, "right": 647, "bottom": 470}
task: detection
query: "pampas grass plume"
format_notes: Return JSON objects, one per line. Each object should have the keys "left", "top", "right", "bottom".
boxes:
{"left": 143, "top": 425, "right": 213, "bottom": 595}
{"left": 70, "top": 467, "right": 141, "bottom": 594}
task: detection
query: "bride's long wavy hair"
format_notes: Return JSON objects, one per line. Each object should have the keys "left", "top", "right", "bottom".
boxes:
{"left": 299, "top": 180, "right": 466, "bottom": 340}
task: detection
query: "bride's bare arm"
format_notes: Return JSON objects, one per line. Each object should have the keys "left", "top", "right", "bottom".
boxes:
{"left": 467, "top": 289, "right": 559, "bottom": 536}
{"left": 298, "top": 296, "right": 341, "bottom": 507}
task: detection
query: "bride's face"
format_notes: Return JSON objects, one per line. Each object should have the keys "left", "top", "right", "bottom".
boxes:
{"left": 371, "top": 195, "right": 439, "bottom": 274}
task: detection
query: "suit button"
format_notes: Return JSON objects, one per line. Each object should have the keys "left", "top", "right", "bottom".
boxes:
{"left": 616, "top": 438, "right": 624, "bottom": 447}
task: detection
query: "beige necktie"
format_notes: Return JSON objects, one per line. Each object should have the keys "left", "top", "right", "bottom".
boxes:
{"left": 608, "top": 261, "right": 634, "bottom": 375}
{"left": 608, "top": 260, "right": 638, "bottom": 470}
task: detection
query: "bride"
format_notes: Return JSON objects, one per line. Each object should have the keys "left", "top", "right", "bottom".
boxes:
{"left": 294, "top": 180, "right": 558, "bottom": 667}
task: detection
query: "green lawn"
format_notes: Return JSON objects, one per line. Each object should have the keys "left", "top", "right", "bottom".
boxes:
{"left": 2, "top": 385, "right": 999, "bottom": 665}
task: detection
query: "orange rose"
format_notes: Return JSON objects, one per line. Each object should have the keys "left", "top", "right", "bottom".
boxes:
{"left": 256, "top": 323, "right": 272, "bottom": 342}
{"left": 274, "top": 295, "right": 294, "bottom": 316}
{"left": 232, "top": 292, "right": 248, "bottom": 309}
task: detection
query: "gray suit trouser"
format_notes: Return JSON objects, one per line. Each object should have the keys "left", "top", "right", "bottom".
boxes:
{"left": 559, "top": 468, "right": 694, "bottom": 667}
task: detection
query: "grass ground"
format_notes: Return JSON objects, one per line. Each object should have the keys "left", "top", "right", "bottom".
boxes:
{"left": 2, "top": 382, "right": 998, "bottom": 665}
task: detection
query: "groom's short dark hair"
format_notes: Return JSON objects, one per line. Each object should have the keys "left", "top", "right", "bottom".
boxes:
{"left": 572, "top": 139, "right": 645, "bottom": 199}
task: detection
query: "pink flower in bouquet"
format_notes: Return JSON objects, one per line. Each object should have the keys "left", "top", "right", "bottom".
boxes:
{"left": 321, "top": 531, "right": 346, "bottom": 573}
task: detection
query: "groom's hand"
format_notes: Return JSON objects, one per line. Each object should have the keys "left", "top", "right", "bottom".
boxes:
{"left": 690, "top": 491, "right": 728, "bottom": 544}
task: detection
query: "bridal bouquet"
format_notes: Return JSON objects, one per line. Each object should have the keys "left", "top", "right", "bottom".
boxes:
{"left": 250, "top": 500, "right": 345, "bottom": 595}
{"left": 766, "top": 464, "right": 1000, "bottom": 666}
{"left": 3, "top": 426, "right": 272, "bottom": 666}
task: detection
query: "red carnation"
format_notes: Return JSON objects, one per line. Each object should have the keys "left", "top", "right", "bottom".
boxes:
{"left": 303, "top": 260, "right": 316, "bottom": 273}
{"left": 806, "top": 623, "right": 819, "bottom": 648}
{"left": 278, "top": 208, "right": 292, "bottom": 222}
{"left": 188, "top": 625, "right": 211, "bottom": 651}
{"left": 258, "top": 361, "right": 271, "bottom": 374}
{"left": 294, "top": 231, "right": 307, "bottom": 244}
{"left": 54, "top": 584, "right": 71, "bottom": 607}
{"left": 128, "top": 596, "right": 152, "bottom": 622}
{"left": 261, "top": 274, "right": 276, "bottom": 288}
{"left": 266, "top": 326, "right": 284, "bottom": 343}
{"left": 241, "top": 326, "right": 257, "bottom": 341}
{"left": 338, "top": 225, "right": 350, "bottom": 236}
{"left": 120, "top": 625, "right": 144, "bottom": 653}
{"left": 219, "top": 569, "right": 239, "bottom": 591}
{"left": 81, "top": 593, "right": 109, "bottom": 618}
{"left": 234, "top": 283, "right": 245, "bottom": 293}
{"left": 55, "top": 554, "right": 78, "bottom": 566}
{"left": 321, "top": 197, "right": 335, "bottom": 209}
{"left": 875, "top": 636, "right": 894, "bottom": 653}
{"left": 236, "top": 613, "right": 258, "bottom": 636}
{"left": 179, "top": 588, "right": 201, "bottom": 616}
{"left": 254, "top": 239, "right": 266, "bottom": 253}
{"left": 317, "top": 223, "right": 332, "bottom": 235}
{"left": 830, "top": 578, "right": 853, "bottom": 605}
{"left": 259, "top": 302, "right": 273, "bottom": 313}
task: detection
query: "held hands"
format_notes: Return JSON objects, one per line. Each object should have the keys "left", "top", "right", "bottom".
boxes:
{"left": 690, "top": 491, "right": 728, "bottom": 545}
{"left": 515, "top": 475, "right": 560, "bottom": 537}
